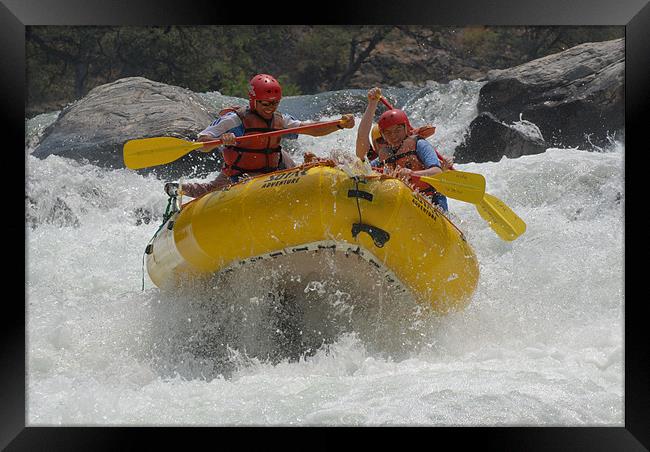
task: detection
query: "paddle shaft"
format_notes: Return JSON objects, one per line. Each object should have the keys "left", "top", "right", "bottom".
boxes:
{"left": 123, "top": 119, "right": 346, "bottom": 170}
{"left": 198, "top": 119, "right": 344, "bottom": 149}
{"left": 379, "top": 96, "right": 393, "bottom": 110}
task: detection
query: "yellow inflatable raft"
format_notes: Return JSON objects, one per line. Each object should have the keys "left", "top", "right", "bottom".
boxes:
{"left": 146, "top": 162, "right": 479, "bottom": 313}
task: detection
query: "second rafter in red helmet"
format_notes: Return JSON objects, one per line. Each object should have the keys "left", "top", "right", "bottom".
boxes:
{"left": 377, "top": 109, "right": 413, "bottom": 132}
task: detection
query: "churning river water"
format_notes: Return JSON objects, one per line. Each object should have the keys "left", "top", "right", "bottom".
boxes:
{"left": 26, "top": 81, "right": 624, "bottom": 425}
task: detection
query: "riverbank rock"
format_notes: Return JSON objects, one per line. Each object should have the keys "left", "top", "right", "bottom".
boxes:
{"left": 454, "top": 38, "right": 624, "bottom": 162}
{"left": 475, "top": 38, "right": 624, "bottom": 151}
{"left": 454, "top": 112, "right": 547, "bottom": 163}
{"left": 31, "top": 77, "right": 223, "bottom": 179}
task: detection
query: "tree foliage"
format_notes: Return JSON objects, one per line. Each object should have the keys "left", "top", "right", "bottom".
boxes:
{"left": 26, "top": 25, "right": 623, "bottom": 117}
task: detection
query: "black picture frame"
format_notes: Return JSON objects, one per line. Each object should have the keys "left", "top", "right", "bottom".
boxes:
{"left": 5, "top": 0, "right": 647, "bottom": 449}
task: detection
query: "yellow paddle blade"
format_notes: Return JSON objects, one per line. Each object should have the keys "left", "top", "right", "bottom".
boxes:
{"left": 419, "top": 170, "right": 486, "bottom": 204}
{"left": 123, "top": 137, "right": 205, "bottom": 169}
{"left": 476, "top": 193, "right": 526, "bottom": 241}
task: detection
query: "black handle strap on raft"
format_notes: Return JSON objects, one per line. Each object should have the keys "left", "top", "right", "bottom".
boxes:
{"left": 351, "top": 223, "right": 390, "bottom": 248}
{"left": 348, "top": 176, "right": 389, "bottom": 248}
{"left": 347, "top": 189, "right": 373, "bottom": 201}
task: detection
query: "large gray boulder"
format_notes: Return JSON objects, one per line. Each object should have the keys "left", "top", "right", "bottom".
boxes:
{"left": 31, "top": 77, "right": 226, "bottom": 179}
{"left": 456, "top": 38, "right": 624, "bottom": 161}
{"left": 454, "top": 112, "right": 547, "bottom": 163}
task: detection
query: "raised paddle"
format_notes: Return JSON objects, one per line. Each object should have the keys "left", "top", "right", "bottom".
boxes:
{"left": 379, "top": 95, "right": 394, "bottom": 110}
{"left": 123, "top": 119, "right": 345, "bottom": 170}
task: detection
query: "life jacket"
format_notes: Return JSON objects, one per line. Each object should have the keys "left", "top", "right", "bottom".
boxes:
{"left": 375, "top": 128, "right": 436, "bottom": 193}
{"left": 219, "top": 106, "right": 284, "bottom": 177}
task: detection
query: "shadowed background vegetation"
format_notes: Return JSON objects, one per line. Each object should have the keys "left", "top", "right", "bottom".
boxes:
{"left": 26, "top": 25, "right": 623, "bottom": 118}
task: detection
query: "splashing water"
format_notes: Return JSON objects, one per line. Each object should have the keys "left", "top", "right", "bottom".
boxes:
{"left": 26, "top": 82, "right": 623, "bottom": 426}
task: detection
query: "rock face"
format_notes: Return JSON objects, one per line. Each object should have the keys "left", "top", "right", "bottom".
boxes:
{"left": 32, "top": 77, "right": 223, "bottom": 178}
{"left": 455, "top": 38, "right": 624, "bottom": 162}
{"left": 454, "top": 113, "right": 547, "bottom": 163}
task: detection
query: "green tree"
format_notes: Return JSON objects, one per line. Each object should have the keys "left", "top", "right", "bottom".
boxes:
{"left": 25, "top": 25, "right": 624, "bottom": 117}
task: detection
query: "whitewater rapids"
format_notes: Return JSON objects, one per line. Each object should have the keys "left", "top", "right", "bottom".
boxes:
{"left": 26, "top": 81, "right": 623, "bottom": 425}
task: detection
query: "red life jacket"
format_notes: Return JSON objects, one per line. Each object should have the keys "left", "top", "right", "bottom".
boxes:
{"left": 220, "top": 106, "right": 284, "bottom": 177}
{"left": 375, "top": 132, "right": 434, "bottom": 193}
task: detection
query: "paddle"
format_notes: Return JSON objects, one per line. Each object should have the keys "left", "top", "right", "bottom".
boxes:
{"left": 123, "top": 119, "right": 345, "bottom": 170}
{"left": 476, "top": 193, "right": 527, "bottom": 241}
{"left": 378, "top": 95, "right": 526, "bottom": 240}
{"left": 379, "top": 96, "right": 395, "bottom": 110}
{"left": 420, "top": 170, "right": 526, "bottom": 241}
{"left": 412, "top": 171, "right": 485, "bottom": 204}
{"left": 420, "top": 172, "right": 526, "bottom": 241}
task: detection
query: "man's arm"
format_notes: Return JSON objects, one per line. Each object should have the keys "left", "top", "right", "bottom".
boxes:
{"left": 196, "top": 113, "right": 243, "bottom": 151}
{"left": 286, "top": 113, "right": 355, "bottom": 138}
{"left": 411, "top": 140, "right": 443, "bottom": 177}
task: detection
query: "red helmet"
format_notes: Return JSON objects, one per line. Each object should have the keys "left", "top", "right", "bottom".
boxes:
{"left": 248, "top": 74, "right": 282, "bottom": 109}
{"left": 377, "top": 109, "right": 412, "bottom": 132}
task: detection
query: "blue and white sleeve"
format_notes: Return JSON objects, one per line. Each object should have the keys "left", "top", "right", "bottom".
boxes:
{"left": 416, "top": 139, "right": 442, "bottom": 169}
{"left": 199, "top": 112, "right": 245, "bottom": 138}
{"left": 281, "top": 113, "right": 302, "bottom": 139}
